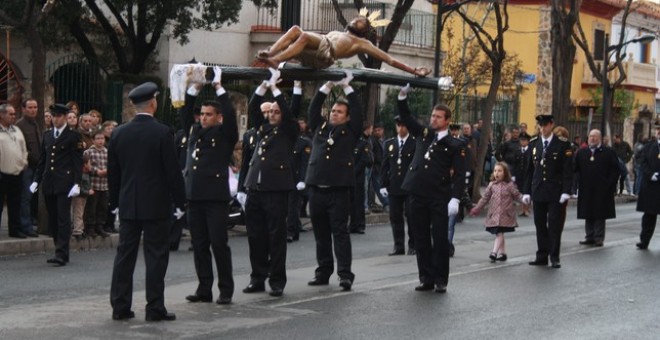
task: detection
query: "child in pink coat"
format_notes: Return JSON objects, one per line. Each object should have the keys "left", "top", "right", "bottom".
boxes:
{"left": 470, "top": 162, "right": 522, "bottom": 262}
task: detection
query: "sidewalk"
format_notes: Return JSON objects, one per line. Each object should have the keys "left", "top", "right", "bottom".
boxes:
{"left": 0, "top": 195, "right": 635, "bottom": 257}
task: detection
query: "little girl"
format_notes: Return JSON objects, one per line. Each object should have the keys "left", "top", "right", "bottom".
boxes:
{"left": 470, "top": 162, "right": 522, "bottom": 262}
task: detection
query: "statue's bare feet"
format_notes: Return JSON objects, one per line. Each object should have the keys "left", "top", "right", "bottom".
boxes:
{"left": 415, "top": 67, "right": 432, "bottom": 77}
{"left": 256, "top": 50, "right": 271, "bottom": 59}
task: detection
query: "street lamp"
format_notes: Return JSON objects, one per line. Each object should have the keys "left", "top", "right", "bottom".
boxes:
{"left": 601, "top": 34, "right": 655, "bottom": 136}
{"left": 514, "top": 70, "right": 524, "bottom": 122}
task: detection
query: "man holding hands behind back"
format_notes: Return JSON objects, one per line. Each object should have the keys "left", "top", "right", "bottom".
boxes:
{"left": 108, "top": 82, "right": 186, "bottom": 322}
{"left": 397, "top": 84, "right": 466, "bottom": 293}
{"left": 181, "top": 67, "right": 238, "bottom": 305}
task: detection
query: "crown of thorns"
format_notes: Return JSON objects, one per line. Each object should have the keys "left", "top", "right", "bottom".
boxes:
{"left": 358, "top": 8, "right": 391, "bottom": 28}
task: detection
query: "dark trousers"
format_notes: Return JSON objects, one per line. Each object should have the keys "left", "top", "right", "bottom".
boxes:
{"left": 640, "top": 213, "right": 658, "bottom": 245}
{"left": 532, "top": 200, "right": 564, "bottom": 262}
{"left": 169, "top": 214, "right": 186, "bottom": 249}
{"left": 105, "top": 208, "right": 117, "bottom": 231}
{"left": 245, "top": 190, "right": 288, "bottom": 289}
{"left": 287, "top": 190, "right": 302, "bottom": 239}
{"left": 349, "top": 179, "right": 366, "bottom": 232}
{"left": 309, "top": 186, "right": 355, "bottom": 282}
{"left": 84, "top": 190, "right": 108, "bottom": 231}
{"left": 0, "top": 173, "right": 23, "bottom": 235}
{"left": 110, "top": 218, "right": 171, "bottom": 316}
{"left": 20, "top": 168, "right": 38, "bottom": 233}
{"left": 585, "top": 218, "right": 606, "bottom": 242}
{"left": 408, "top": 195, "right": 449, "bottom": 286}
{"left": 389, "top": 194, "right": 413, "bottom": 252}
{"left": 44, "top": 194, "right": 72, "bottom": 261}
{"left": 368, "top": 168, "right": 389, "bottom": 207}
{"left": 188, "top": 201, "right": 234, "bottom": 298}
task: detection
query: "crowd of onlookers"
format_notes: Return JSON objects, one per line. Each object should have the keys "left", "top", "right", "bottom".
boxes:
{"left": 0, "top": 99, "right": 118, "bottom": 239}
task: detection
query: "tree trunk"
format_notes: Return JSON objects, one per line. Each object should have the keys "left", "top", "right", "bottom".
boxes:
{"left": 26, "top": 25, "right": 45, "bottom": 132}
{"left": 472, "top": 64, "right": 502, "bottom": 201}
{"left": 550, "top": 3, "right": 578, "bottom": 123}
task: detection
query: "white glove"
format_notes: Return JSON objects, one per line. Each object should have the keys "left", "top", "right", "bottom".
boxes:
{"left": 466, "top": 171, "right": 471, "bottom": 177}
{"left": 212, "top": 66, "right": 222, "bottom": 86}
{"left": 111, "top": 208, "right": 119, "bottom": 215}
{"left": 522, "top": 194, "right": 531, "bottom": 205}
{"left": 334, "top": 70, "right": 354, "bottom": 88}
{"left": 447, "top": 198, "right": 460, "bottom": 216}
{"left": 293, "top": 80, "right": 302, "bottom": 89}
{"left": 267, "top": 67, "right": 281, "bottom": 87}
{"left": 438, "top": 76, "right": 454, "bottom": 90}
{"left": 296, "top": 182, "right": 306, "bottom": 191}
{"left": 379, "top": 188, "right": 389, "bottom": 198}
{"left": 236, "top": 192, "right": 247, "bottom": 208}
{"left": 29, "top": 182, "right": 38, "bottom": 193}
{"left": 511, "top": 176, "right": 516, "bottom": 183}
{"left": 652, "top": 172, "right": 659, "bottom": 182}
{"left": 398, "top": 83, "right": 412, "bottom": 99}
{"left": 559, "top": 193, "right": 570, "bottom": 204}
{"left": 173, "top": 207, "right": 185, "bottom": 220}
{"left": 67, "top": 184, "right": 80, "bottom": 198}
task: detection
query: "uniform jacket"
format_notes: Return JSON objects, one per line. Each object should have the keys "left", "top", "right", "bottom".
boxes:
{"left": 181, "top": 92, "right": 238, "bottom": 202}
{"left": 34, "top": 126, "right": 83, "bottom": 195}
{"left": 514, "top": 144, "right": 532, "bottom": 184}
{"left": 305, "top": 90, "right": 363, "bottom": 187}
{"left": 381, "top": 135, "right": 415, "bottom": 196}
{"left": 293, "top": 135, "right": 312, "bottom": 182}
{"left": 523, "top": 134, "right": 573, "bottom": 202}
{"left": 473, "top": 180, "right": 522, "bottom": 227}
{"left": 496, "top": 138, "right": 521, "bottom": 169}
{"left": 238, "top": 127, "right": 257, "bottom": 192}
{"left": 108, "top": 114, "right": 186, "bottom": 220}
{"left": 574, "top": 145, "right": 619, "bottom": 220}
{"left": 354, "top": 136, "right": 373, "bottom": 181}
{"left": 636, "top": 140, "right": 660, "bottom": 214}
{"left": 398, "top": 99, "right": 466, "bottom": 200}
{"left": 244, "top": 93, "right": 298, "bottom": 191}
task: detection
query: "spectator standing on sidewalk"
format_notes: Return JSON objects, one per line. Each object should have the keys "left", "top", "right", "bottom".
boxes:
{"left": 84, "top": 130, "right": 110, "bottom": 239}
{"left": 612, "top": 134, "right": 633, "bottom": 195}
{"left": 0, "top": 104, "right": 29, "bottom": 238}
{"left": 15, "top": 99, "right": 41, "bottom": 237}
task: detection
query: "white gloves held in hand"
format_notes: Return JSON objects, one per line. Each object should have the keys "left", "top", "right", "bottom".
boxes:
{"left": 399, "top": 83, "right": 412, "bottom": 99}
{"left": 522, "top": 194, "right": 531, "bottom": 205}
{"left": 236, "top": 192, "right": 247, "bottom": 209}
{"left": 447, "top": 198, "right": 460, "bottom": 216}
{"left": 173, "top": 207, "right": 185, "bottom": 220}
{"left": 296, "top": 182, "right": 306, "bottom": 191}
{"left": 212, "top": 66, "right": 222, "bottom": 86}
{"left": 29, "top": 182, "right": 38, "bottom": 194}
{"left": 334, "top": 70, "right": 353, "bottom": 88}
{"left": 559, "top": 193, "right": 570, "bottom": 204}
{"left": 67, "top": 184, "right": 80, "bottom": 198}
{"left": 652, "top": 172, "right": 659, "bottom": 182}
{"left": 267, "top": 67, "right": 281, "bottom": 87}
{"left": 379, "top": 188, "right": 389, "bottom": 198}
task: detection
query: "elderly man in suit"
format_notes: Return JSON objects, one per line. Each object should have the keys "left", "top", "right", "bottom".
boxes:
{"left": 108, "top": 82, "right": 186, "bottom": 322}
{"left": 31, "top": 103, "right": 83, "bottom": 265}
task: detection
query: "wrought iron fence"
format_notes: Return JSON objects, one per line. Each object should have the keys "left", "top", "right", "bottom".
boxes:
{"left": 254, "top": 0, "right": 435, "bottom": 48}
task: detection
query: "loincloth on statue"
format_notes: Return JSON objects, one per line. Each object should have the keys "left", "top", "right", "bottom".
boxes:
{"left": 297, "top": 36, "right": 336, "bottom": 69}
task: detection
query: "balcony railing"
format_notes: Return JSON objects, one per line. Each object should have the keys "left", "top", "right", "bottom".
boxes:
{"left": 582, "top": 60, "right": 658, "bottom": 89}
{"left": 254, "top": 0, "right": 436, "bottom": 49}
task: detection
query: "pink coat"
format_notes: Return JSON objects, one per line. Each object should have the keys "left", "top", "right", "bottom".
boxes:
{"left": 473, "top": 180, "right": 522, "bottom": 227}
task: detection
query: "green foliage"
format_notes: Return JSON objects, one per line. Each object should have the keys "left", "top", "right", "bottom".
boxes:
{"left": 588, "top": 87, "right": 637, "bottom": 121}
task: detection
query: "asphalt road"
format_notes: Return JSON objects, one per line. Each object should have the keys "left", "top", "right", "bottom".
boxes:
{"left": 0, "top": 202, "right": 658, "bottom": 340}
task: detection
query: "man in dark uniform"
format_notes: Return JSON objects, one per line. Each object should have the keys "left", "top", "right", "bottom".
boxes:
{"left": 635, "top": 120, "right": 660, "bottom": 250}
{"left": 516, "top": 132, "right": 532, "bottom": 216}
{"left": 236, "top": 103, "right": 270, "bottom": 208}
{"left": 349, "top": 131, "right": 373, "bottom": 234}
{"left": 575, "top": 129, "right": 619, "bottom": 247}
{"left": 287, "top": 81, "right": 310, "bottom": 242}
{"left": 522, "top": 114, "right": 573, "bottom": 269}
{"left": 242, "top": 69, "right": 298, "bottom": 297}
{"left": 108, "top": 82, "right": 186, "bottom": 322}
{"left": 30, "top": 103, "right": 83, "bottom": 266}
{"left": 306, "top": 72, "right": 362, "bottom": 291}
{"left": 496, "top": 125, "right": 521, "bottom": 169}
{"left": 398, "top": 84, "right": 466, "bottom": 293}
{"left": 181, "top": 68, "right": 238, "bottom": 305}
{"left": 368, "top": 122, "right": 388, "bottom": 212}
{"left": 380, "top": 115, "right": 416, "bottom": 256}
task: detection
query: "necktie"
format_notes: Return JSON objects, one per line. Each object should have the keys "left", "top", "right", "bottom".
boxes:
{"left": 543, "top": 140, "right": 548, "bottom": 150}
{"left": 55, "top": 130, "right": 60, "bottom": 138}
{"left": 399, "top": 139, "right": 404, "bottom": 150}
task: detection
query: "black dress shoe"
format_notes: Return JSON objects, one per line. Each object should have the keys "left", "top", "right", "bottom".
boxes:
{"left": 216, "top": 296, "right": 232, "bottom": 305}
{"left": 339, "top": 279, "right": 352, "bottom": 291}
{"left": 25, "top": 231, "right": 39, "bottom": 237}
{"left": 145, "top": 312, "right": 176, "bottom": 322}
{"left": 496, "top": 254, "right": 507, "bottom": 262}
{"left": 112, "top": 310, "right": 135, "bottom": 321}
{"left": 415, "top": 283, "right": 434, "bottom": 291}
{"left": 550, "top": 261, "right": 561, "bottom": 269}
{"left": 435, "top": 284, "right": 447, "bottom": 293}
{"left": 388, "top": 249, "right": 405, "bottom": 256}
{"left": 407, "top": 248, "right": 416, "bottom": 256}
{"left": 307, "top": 278, "right": 329, "bottom": 286}
{"left": 287, "top": 236, "right": 294, "bottom": 243}
{"left": 47, "top": 257, "right": 66, "bottom": 266}
{"left": 528, "top": 259, "right": 548, "bottom": 266}
{"left": 269, "top": 288, "right": 284, "bottom": 297}
{"left": 448, "top": 244, "right": 455, "bottom": 257}
{"left": 579, "top": 239, "right": 595, "bottom": 245}
{"left": 9, "top": 231, "right": 27, "bottom": 239}
{"left": 636, "top": 242, "right": 649, "bottom": 250}
{"left": 350, "top": 229, "right": 365, "bottom": 234}
{"left": 594, "top": 241, "right": 604, "bottom": 247}
{"left": 186, "top": 294, "right": 212, "bottom": 303}
{"left": 242, "top": 283, "right": 265, "bottom": 293}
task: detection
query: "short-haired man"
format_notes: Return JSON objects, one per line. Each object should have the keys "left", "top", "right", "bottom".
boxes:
{"left": 522, "top": 114, "right": 573, "bottom": 268}
{"left": 0, "top": 104, "right": 29, "bottom": 238}
{"left": 398, "top": 84, "right": 466, "bottom": 293}
{"left": 15, "top": 98, "right": 41, "bottom": 237}
{"left": 31, "top": 104, "right": 84, "bottom": 265}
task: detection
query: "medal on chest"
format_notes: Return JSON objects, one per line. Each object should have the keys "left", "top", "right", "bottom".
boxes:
{"left": 327, "top": 137, "right": 334, "bottom": 145}
{"left": 590, "top": 156, "right": 594, "bottom": 161}
{"left": 397, "top": 158, "right": 402, "bottom": 164}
